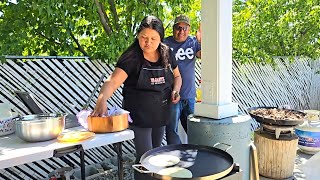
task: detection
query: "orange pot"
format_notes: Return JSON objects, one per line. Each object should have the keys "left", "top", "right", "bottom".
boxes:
{"left": 87, "top": 114, "right": 129, "bottom": 133}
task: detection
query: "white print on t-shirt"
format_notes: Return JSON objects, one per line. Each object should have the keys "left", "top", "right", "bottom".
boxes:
{"left": 171, "top": 47, "right": 194, "bottom": 61}
{"left": 150, "top": 77, "right": 165, "bottom": 85}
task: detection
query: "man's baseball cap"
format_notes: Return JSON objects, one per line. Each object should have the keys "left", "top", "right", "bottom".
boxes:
{"left": 174, "top": 15, "right": 190, "bottom": 26}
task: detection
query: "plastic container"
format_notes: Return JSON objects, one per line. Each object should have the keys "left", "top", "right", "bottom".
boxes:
{"left": 295, "top": 110, "right": 320, "bottom": 154}
{"left": 0, "top": 103, "right": 18, "bottom": 137}
{"left": 0, "top": 116, "right": 16, "bottom": 136}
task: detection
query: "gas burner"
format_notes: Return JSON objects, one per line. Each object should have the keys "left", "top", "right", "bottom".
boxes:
{"left": 260, "top": 124, "right": 295, "bottom": 139}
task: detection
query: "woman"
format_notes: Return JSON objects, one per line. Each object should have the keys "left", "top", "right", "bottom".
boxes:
{"left": 91, "top": 15, "right": 182, "bottom": 179}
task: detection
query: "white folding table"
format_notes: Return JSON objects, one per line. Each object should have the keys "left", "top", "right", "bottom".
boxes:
{"left": 0, "top": 126, "right": 135, "bottom": 180}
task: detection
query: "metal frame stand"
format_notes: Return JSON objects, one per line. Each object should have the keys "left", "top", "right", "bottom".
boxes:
{"left": 53, "top": 145, "right": 85, "bottom": 180}
{"left": 113, "top": 142, "right": 124, "bottom": 180}
{"left": 53, "top": 142, "right": 125, "bottom": 180}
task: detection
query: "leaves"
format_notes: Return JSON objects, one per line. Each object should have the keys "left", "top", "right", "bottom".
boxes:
{"left": 233, "top": 0, "right": 320, "bottom": 64}
{"left": 1, "top": 0, "right": 318, "bottom": 65}
{"left": 0, "top": 0, "right": 200, "bottom": 63}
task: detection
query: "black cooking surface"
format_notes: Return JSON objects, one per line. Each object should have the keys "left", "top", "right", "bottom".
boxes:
{"left": 248, "top": 106, "right": 305, "bottom": 126}
{"left": 140, "top": 144, "right": 233, "bottom": 178}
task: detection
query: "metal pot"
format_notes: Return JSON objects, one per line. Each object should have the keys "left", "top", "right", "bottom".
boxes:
{"left": 15, "top": 113, "right": 66, "bottom": 142}
{"left": 133, "top": 144, "right": 234, "bottom": 180}
{"left": 87, "top": 114, "right": 129, "bottom": 133}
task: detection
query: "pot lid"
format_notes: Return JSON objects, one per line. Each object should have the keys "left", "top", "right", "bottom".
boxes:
{"left": 304, "top": 110, "right": 320, "bottom": 121}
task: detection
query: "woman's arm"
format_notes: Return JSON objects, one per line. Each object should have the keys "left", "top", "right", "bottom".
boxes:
{"left": 91, "top": 67, "right": 128, "bottom": 116}
{"left": 171, "top": 66, "right": 182, "bottom": 104}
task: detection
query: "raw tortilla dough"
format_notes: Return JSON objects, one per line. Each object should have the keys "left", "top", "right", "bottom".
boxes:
{"left": 158, "top": 167, "right": 192, "bottom": 178}
{"left": 148, "top": 154, "right": 180, "bottom": 167}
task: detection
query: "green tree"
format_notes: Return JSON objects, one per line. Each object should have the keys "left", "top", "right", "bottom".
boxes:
{"left": 233, "top": 0, "right": 320, "bottom": 65}
{"left": 3, "top": 0, "right": 318, "bottom": 65}
{"left": 0, "top": 0, "right": 201, "bottom": 63}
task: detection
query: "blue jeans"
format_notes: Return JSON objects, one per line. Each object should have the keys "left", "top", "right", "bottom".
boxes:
{"left": 166, "top": 98, "right": 195, "bottom": 144}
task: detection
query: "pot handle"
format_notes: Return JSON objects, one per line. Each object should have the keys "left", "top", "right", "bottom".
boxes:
{"left": 12, "top": 115, "right": 21, "bottom": 121}
{"left": 132, "top": 164, "right": 152, "bottom": 174}
{"left": 213, "top": 142, "right": 232, "bottom": 152}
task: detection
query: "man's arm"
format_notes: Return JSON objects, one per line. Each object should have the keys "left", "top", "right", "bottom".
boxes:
{"left": 196, "top": 50, "right": 201, "bottom": 59}
{"left": 196, "top": 23, "right": 201, "bottom": 58}
{"left": 172, "top": 66, "right": 182, "bottom": 104}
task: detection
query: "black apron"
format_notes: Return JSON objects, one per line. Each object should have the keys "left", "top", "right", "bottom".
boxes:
{"left": 123, "top": 61, "right": 174, "bottom": 128}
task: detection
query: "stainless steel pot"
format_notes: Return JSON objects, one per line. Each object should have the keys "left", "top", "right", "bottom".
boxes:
{"left": 15, "top": 113, "right": 66, "bottom": 142}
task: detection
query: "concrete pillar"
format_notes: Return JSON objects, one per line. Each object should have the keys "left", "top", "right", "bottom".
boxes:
{"left": 188, "top": 1, "right": 252, "bottom": 179}
{"left": 189, "top": 115, "right": 252, "bottom": 180}
{"left": 195, "top": 0, "right": 238, "bottom": 119}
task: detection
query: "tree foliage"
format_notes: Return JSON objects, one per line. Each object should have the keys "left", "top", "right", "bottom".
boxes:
{"left": 0, "top": 0, "right": 200, "bottom": 63}
{"left": 233, "top": 0, "right": 320, "bottom": 65}
{"left": 1, "top": 0, "right": 319, "bottom": 65}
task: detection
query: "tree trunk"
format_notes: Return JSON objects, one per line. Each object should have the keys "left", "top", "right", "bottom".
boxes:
{"left": 254, "top": 130, "right": 298, "bottom": 179}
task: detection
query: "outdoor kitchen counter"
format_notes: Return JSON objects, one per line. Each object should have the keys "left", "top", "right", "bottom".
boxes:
{"left": 0, "top": 126, "right": 134, "bottom": 179}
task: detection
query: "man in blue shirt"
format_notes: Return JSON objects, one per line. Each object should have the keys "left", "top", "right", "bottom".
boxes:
{"left": 164, "top": 14, "right": 201, "bottom": 144}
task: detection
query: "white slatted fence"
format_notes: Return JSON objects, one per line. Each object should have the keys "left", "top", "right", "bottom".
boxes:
{"left": 0, "top": 56, "right": 319, "bottom": 179}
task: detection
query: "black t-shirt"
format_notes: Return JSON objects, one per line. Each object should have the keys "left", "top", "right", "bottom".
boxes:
{"left": 116, "top": 52, "right": 177, "bottom": 88}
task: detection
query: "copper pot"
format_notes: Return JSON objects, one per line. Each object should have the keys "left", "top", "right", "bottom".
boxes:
{"left": 87, "top": 114, "right": 129, "bottom": 133}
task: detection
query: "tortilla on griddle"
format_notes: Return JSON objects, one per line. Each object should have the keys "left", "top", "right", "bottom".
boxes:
{"left": 148, "top": 154, "right": 180, "bottom": 167}
{"left": 157, "top": 167, "right": 192, "bottom": 178}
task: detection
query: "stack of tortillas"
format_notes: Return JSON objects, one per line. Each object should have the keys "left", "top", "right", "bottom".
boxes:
{"left": 148, "top": 154, "right": 192, "bottom": 178}
{"left": 57, "top": 131, "right": 95, "bottom": 143}
{"left": 158, "top": 167, "right": 192, "bottom": 178}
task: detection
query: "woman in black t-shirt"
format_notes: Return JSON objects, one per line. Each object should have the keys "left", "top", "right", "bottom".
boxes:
{"left": 91, "top": 15, "right": 182, "bottom": 179}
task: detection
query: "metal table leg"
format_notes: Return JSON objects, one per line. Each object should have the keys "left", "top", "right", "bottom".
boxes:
{"left": 54, "top": 144, "right": 85, "bottom": 180}
{"left": 113, "top": 142, "right": 123, "bottom": 180}
{"left": 80, "top": 148, "right": 85, "bottom": 180}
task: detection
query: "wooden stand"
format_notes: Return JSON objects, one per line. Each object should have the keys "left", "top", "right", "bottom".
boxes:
{"left": 254, "top": 130, "right": 298, "bottom": 179}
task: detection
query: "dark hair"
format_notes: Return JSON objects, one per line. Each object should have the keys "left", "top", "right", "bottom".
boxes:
{"left": 118, "top": 16, "right": 170, "bottom": 68}
{"left": 137, "top": 16, "right": 165, "bottom": 40}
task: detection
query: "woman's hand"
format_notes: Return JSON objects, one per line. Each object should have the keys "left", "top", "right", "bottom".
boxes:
{"left": 171, "top": 90, "right": 180, "bottom": 104}
{"left": 91, "top": 95, "right": 108, "bottom": 117}
{"left": 91, "top": 68, "right": 128, "bottom": 117}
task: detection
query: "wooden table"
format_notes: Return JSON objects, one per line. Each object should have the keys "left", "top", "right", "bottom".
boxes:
{"left": 0, "top": 126, "right": 134, "bottom": 180}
